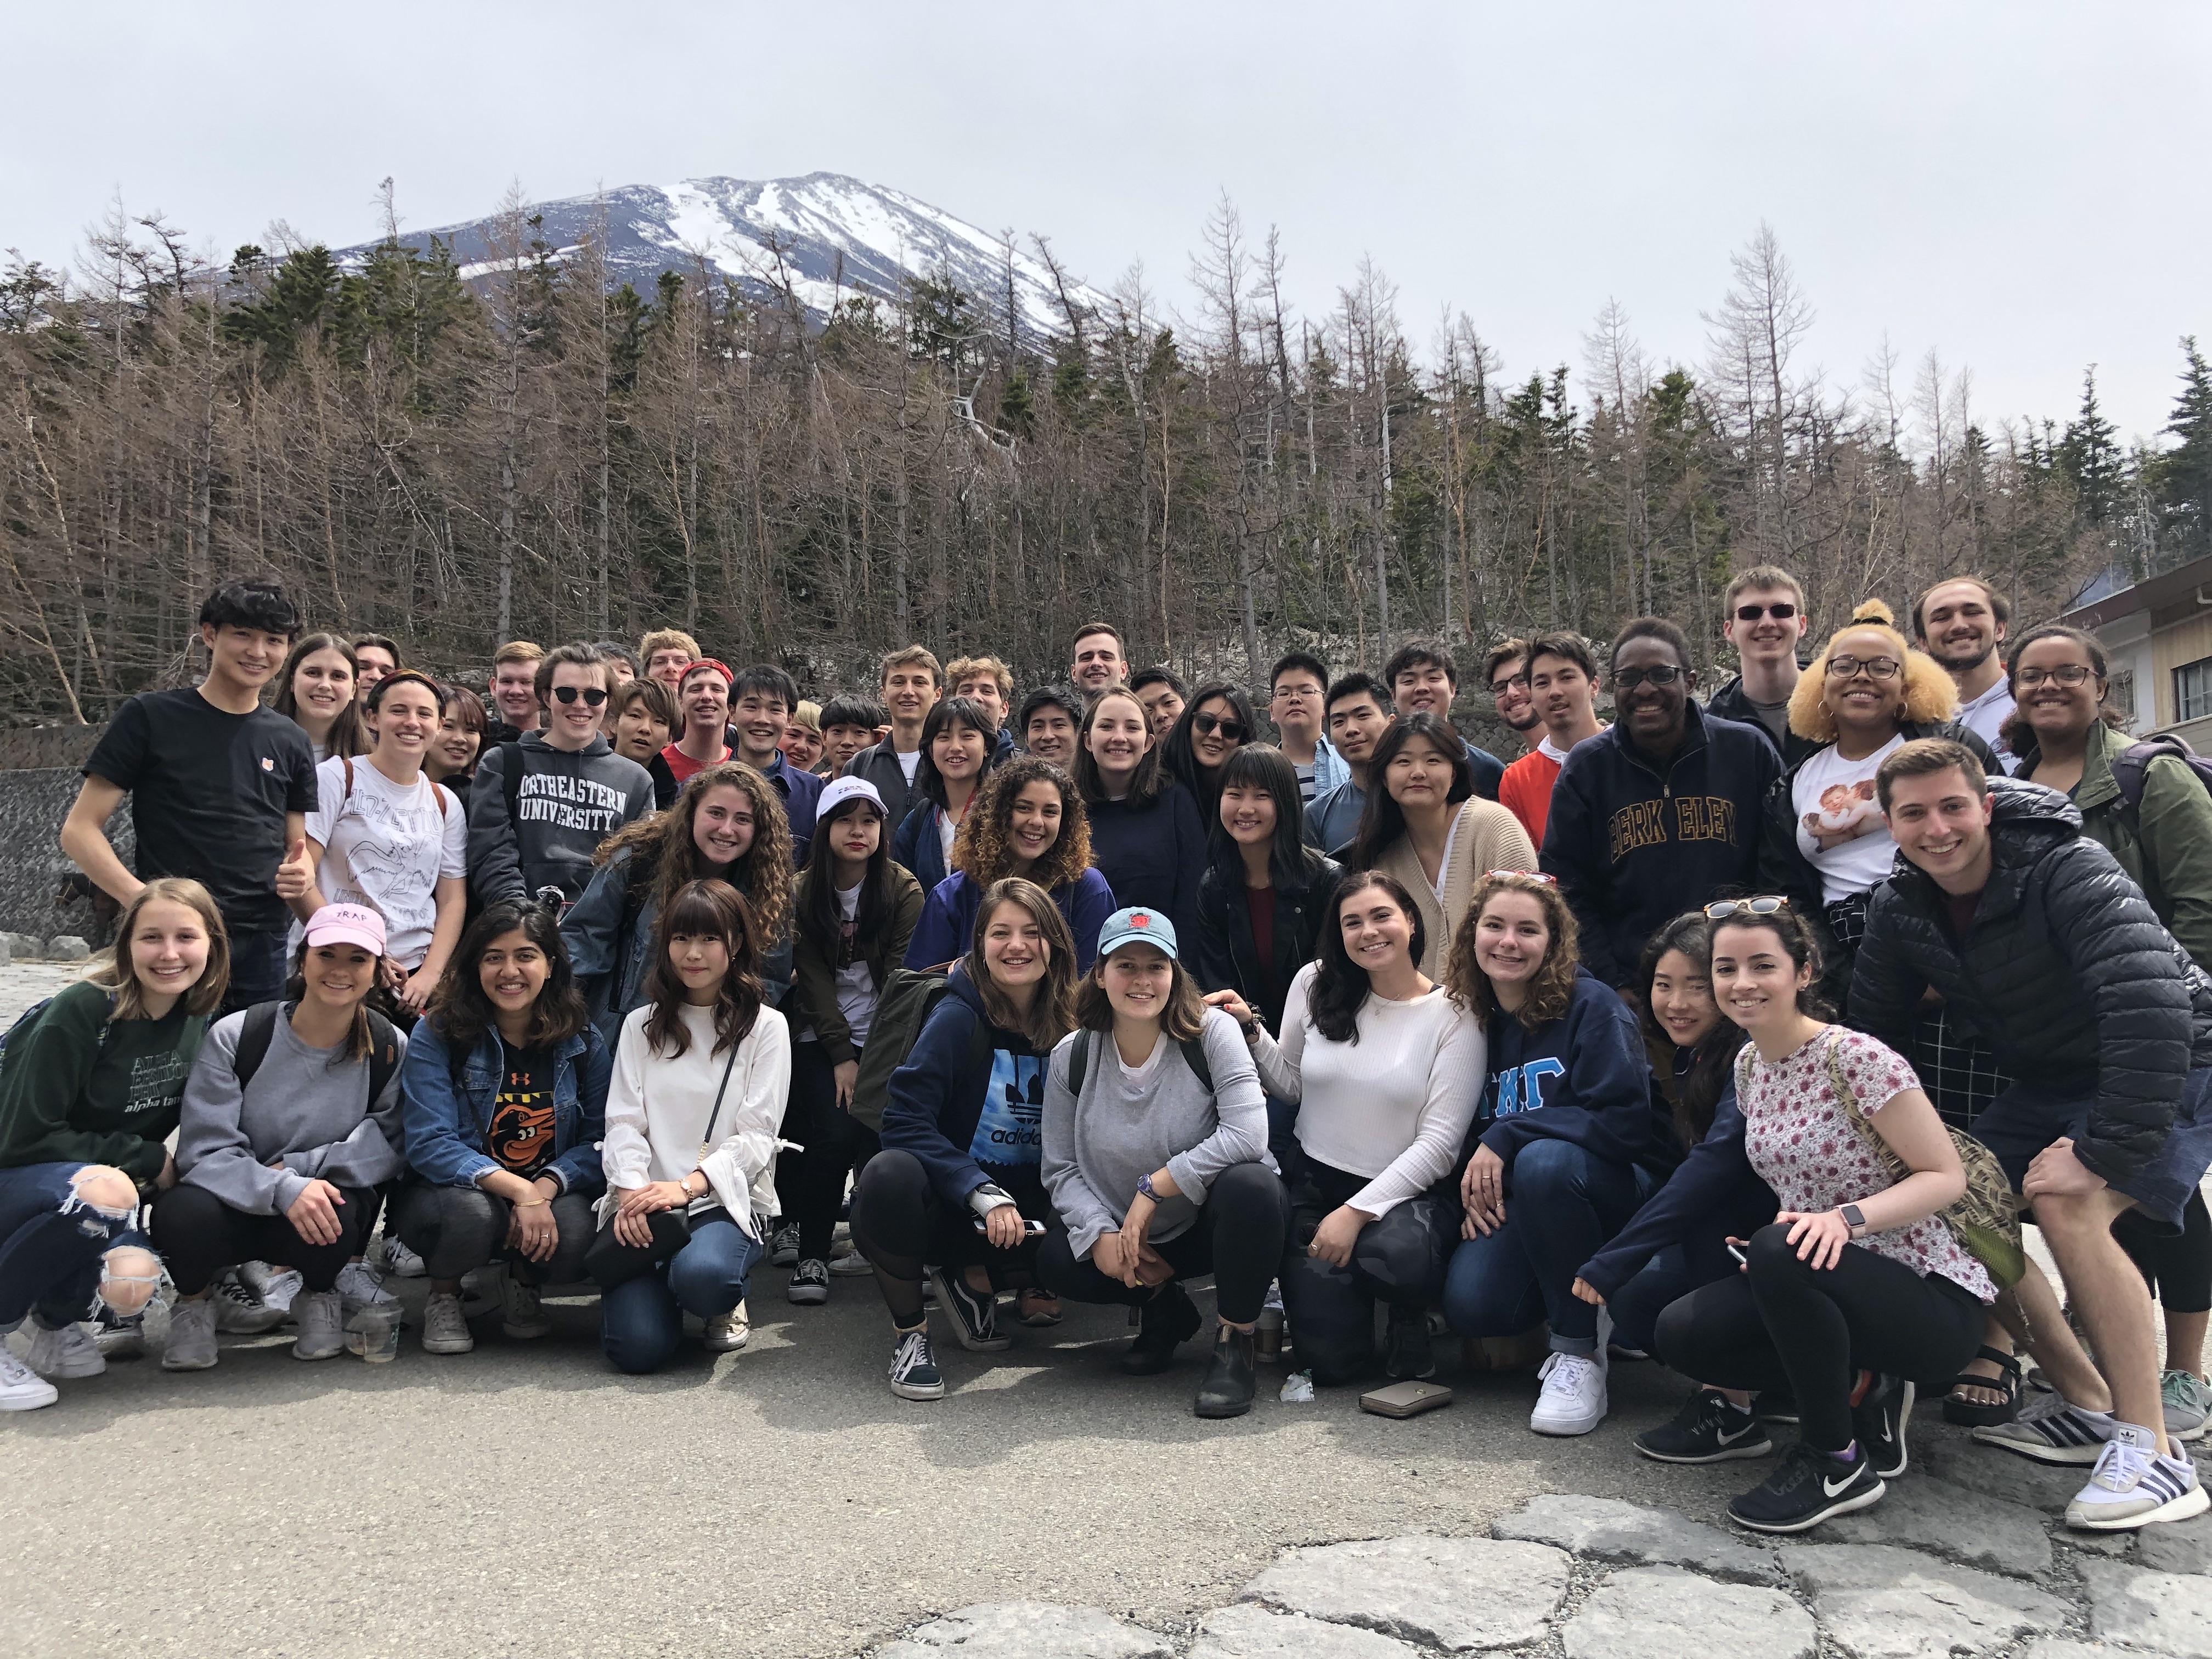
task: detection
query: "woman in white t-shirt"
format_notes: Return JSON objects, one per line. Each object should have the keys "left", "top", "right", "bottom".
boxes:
{"left": 277, "top": 670, "right": 467, "bottom": 1017}
{"left": 1756, "top": 601, "right": 1994, "bottom": 1008}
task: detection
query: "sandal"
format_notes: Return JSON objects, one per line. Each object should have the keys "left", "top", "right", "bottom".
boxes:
{"left": 1016, "top": 1290, "right": 1063, "bottom": 1328}
{"left": 1942, "top": 1344, "right": 2024, "bottom": 1426}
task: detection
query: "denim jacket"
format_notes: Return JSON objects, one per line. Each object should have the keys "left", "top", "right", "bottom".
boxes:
{"left": 400, "top": 1016, "right": 611, "bottom": 1195}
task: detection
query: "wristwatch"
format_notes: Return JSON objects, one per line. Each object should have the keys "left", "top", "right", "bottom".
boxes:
{"left": 1840, "top": 1203, "right": 1867, "bottom": 1240}
{"left": 1137, "top": 1172, "right": 1164, "bottom": 1204}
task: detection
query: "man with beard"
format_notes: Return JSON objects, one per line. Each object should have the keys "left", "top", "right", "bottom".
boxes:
{"left": 1483, "top": 639, "right": 1544, "bottom": 757}
{"left": 1914, "top": 575, "right": 2016, "bottom": 771}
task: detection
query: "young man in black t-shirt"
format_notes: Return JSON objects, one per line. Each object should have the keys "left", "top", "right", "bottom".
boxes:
{"left": 65, "top": 575, "right": 317, "bottom": 1014}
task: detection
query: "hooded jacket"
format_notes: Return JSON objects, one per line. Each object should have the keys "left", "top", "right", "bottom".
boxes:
{"left": 1189, "top": 850, "right": 1343, "bottom": 1033}
{"left": 1575, "top": 1086, "right": 1778, "bottom": 1300}
{"left": 788, "top": 860, "right": 925, "bottom": 1065}
{"left": 880, "top": 966, "right": 1049, "bottom": 1207}
{"left": 1849, "top": 778, "right": 2212, "bottom": 1187}
{"left": 1708, "top": 673, "right": 1822, "bottom": 768}
{"left": 842, "top": 739, "right": 924, "bottom": 832}
{"left": 468, "top": 733, "right": 654, "bottom": 906}
{"left": 1539, "top": 702, "right": 1782, "bottom": 988}
{"left": 905, "top": 867, "right": 1118, "bottom": 977}
{"left": 1473, "top": 968, "right": 1678, "bottom": 1176}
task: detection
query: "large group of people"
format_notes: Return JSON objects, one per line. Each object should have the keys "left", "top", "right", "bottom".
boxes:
{"left": 7, "top": 566, "right": 2211, "bottom": 1541}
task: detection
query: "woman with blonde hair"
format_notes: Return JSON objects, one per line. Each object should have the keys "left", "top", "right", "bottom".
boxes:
{"left": 1442, "top": 870, "right": 1675, "bottom": 1438}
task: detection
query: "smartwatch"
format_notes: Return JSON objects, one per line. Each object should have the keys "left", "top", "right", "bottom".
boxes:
{"left": 1840, "top": 1203, "right": 1867, "bottom": 1239}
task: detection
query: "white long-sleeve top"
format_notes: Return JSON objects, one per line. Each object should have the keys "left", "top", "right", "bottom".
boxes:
{"left": 599, "top": 1002, "right": 792, "bottom": 1239}
{"left": 1249, "top": 960, "right": 1485, "bottom": 1218}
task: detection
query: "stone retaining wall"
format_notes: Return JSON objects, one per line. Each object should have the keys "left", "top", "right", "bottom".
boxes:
{"left": 0, "top": 767, "right": 128, "bottom": 947}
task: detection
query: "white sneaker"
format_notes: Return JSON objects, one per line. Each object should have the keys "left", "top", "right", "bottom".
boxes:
{"left": 704, "top": 1302, "right": 750, "bottom": 1352}
{"left": 420, "top": 1291, "right": 475, "bottom": 1355}
{"left": 238, "top": 1261, "right": 302, "bottom": 1315}
{"left": 503, "top": 1275, "right": 551, "bottom": 1340}
{"left": 24, "top": 1322, "right": 104, "bottom": 1380}
{"left": 335, "top": 1260, "right": 396, "bottom": 1316}
{"left": 211, "top": 1271, "right": 287, "bottom": 1334}
{"left": 291, "top": 1290, "right": 347, "bottom": 1361}
{"left": 379, "top": 1236, "right": 427, "bottom": 1278}
{"left": 162, "top": 1297, "right": 219, "bottom": 1370}
{"left": 828, "top": 1248, "right": 877, "bottom": 1277}
{"left": 1530, "top": 1351, "right": 1609, "bottom": 1436}
{"left": 0, "top": 1342, "right": 58, "bottom": 1409}
{"left": 2067, "top": 1424, "right": 2212, "bottom": 1530}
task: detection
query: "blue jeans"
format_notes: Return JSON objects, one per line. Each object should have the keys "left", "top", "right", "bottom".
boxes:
{"left": 0, "top": 1162, "right": 149, "bottom": 1329}
{"left": 599, "top": 1214, "right": 761, "bottom": 1375}
{"left": 1443, "top": 1138, "right": 1657, "bottom": 1356}
{"left": 224, "top": 929, "right": 290, "bottom": 1016}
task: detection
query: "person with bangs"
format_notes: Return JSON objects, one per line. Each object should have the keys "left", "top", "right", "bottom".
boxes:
{"left": 1077, "top": 686, "right": 1207, "bottom": 943}
{"left": 1192, "top": 746, "right": 1344, "bottom": 1035}
{"left": 607, "top": 677, "right": 678, "bottom": 771}
{"left": 272, "top": 633, "right": 365, "bottom": 764}
{"left": 1442, "top": 872, "right": 1674, "bottom": 1437}
{"left": 596, "top": 881, "right": 792, "bottom": 1374}
{"left": 1018, "top": 685, "right": 1085, "bottom": 769}
{"left": 638, "top": 628, "right": 702, "bottom": 693}
{"left": 395, "top": 899, "right": 609, "bottom": 1357}
{"left": 1039, "top": 908, "right": 1286, "bottom": 1418}
{"left": 1210, "top": 871, "right": 1485, "bottom": 1386}
{"left": 783, "top": 777, "right": 923, "bottom": 1304}
{"left": 427, "top": 684, "right": 488, "bottom": 794}
{"left": 855, "top": 878, "right": 1081, "bottom": 1400}
{"left": 904, "top": 757, "right": 1117, "bottom": 975}
{"left": 1350, "top": 713, "right": 1538, "bottom": 978}
{"left": 1161, "top": 680, "right": 1258, "bottom": 830}
{"left": 564, "top": 760, "right": 795, "bottom": 1042}
{"left": 893, "top": 696, "right": 1000, "bottom": 893}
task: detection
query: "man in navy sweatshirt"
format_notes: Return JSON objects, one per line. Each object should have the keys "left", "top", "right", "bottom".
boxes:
{"left": 1539, "top": 618, "right": 1781, "bottom": 990}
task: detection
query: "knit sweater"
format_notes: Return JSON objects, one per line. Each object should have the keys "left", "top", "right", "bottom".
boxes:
{"left": 1370, "top": 798, "right": 1539, "bottom": 978}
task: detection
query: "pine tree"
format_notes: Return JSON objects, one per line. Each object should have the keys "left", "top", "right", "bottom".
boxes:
{"left": 2150, "top": 337, "right": 2212, "bottom": 563}
{"left": 2059, "top": 367, "right": 2124, "bottom": 528}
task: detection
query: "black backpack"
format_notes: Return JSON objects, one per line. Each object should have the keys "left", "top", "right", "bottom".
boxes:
{"left": 233, "top": 1000, "right": 403, "bottom": 1109}
{"left": 2110, "top": 733, "right": 2212, "bottom": 815}
{"left": 1062, "top": 1026, "right": 1214, "bottom": 1096}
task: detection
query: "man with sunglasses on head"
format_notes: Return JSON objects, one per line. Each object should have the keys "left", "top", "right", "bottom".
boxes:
{"left": 469, "top": 641, "right": 654, "bottom": 909}
{"left": 1709, "top": 565, "right": 1818, "bottom": 766}
{"left": 1540, "top": 618, "right": 1781, "bottom": 994}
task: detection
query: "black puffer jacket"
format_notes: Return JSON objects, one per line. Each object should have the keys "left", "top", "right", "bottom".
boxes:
{"left": 1849, "top": 778, "right": 2212, "bottom": 1187}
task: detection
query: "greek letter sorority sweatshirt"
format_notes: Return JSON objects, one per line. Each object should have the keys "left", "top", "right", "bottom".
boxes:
{"left": 1475, "top": 969, "right": 1677, "bottom": 1176}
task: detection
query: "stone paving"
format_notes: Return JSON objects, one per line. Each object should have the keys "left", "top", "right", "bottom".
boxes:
{"left": 849, "top": 1438, "right": 2212, "bottom": 1658}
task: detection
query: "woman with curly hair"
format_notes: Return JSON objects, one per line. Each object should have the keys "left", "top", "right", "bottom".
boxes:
{"left": 1441, "top": 870, "right": 1675, "bottom": 1439}
{"left": 903, "top": 757, "right": 1116, "bottom": 974}
{"left": 562, "top": 761, "right": 794, "bottom": 1045}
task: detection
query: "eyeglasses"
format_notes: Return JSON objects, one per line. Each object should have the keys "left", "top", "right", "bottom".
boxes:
{"left": 1490, "top": 675, "right": 1531, "bottom": 696}
{"left": 1734, "top": 602, "right": 1798, "bottom": 622}
{"left": 551, "top": 686, "right": 609, "bottom": 707}
{"left": 1191, "top": 713, "right": 1248, "bottom": 741}
{"left": 1271, "top": 685, "right": 1323, "bottom": 702}
{"left": 2016, "top": 664, "right": 2098, "bottom": 689}
{"left": 1703, "top": 896, "right": 1789, "bottom": 920}
{"left": 1485, "top": 870, "right": 1556, "bottom": 884}
{"left": 1825, "top": 654, "right": 1900, "bottom": 681}
{"left": 1612, "top": 664, "right": 1684, "bottom": 690}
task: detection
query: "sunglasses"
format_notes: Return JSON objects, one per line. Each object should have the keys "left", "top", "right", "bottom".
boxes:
{"left": 1734, "top": 602, "right": 1798, "bottom": 622}
{"left": 1703, "top": 896, "right": 1789, "bottom": 920}
{"left": 1484, "top": 870, "right": 1556, "bottom": 884}
{"left": 551, "top": 685, "right": 609, "bottom": 707}
{"left": 1612, "top": 664, "right": 1684, "bottom": 690}
{"left": 1191, "top": 713, "right": 1248, "bottom": 741}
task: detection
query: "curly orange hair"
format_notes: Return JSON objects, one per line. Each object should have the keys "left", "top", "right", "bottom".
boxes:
{"left": 1787, "top": 599, "right": 1957, "bottom": 744}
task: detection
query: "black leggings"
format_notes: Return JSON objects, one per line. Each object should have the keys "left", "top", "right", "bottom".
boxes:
{"left": 1279, "top": 1156, "right": 1456, "bottom": 1386}
{"left": 391, "top": 1182, "right": 597, "bottom": 1285}
{"left": 787, "top": 1042, "right": 882, "bottom": 1262}
{"left": 150, "top": 1182, "right": 377, "bottom": 1297}
{"left": 848, "top": 1149, "right": 1047, "bottom": 1327}
{"left": 1037, "top": 1163, "right": 1290, "bottom": 1327}
{"left": 1654, "top": 1221, "right": 1986, "bottom": 1451}
{"left": 2115, "top": 1188, "right": 2212, "bottom": 1315}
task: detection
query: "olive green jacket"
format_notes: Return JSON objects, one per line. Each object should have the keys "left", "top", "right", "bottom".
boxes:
{"left": 789, "top": 862, "right": 924, "bottom": 1066}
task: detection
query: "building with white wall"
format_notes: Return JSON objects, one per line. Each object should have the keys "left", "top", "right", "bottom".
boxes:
{"left": 2059, "top": 552, "right": 2212, "bottom": 749}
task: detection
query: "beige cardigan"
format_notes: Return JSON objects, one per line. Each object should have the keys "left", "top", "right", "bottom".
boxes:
{"left": 1373, "top": 798, "right": 1539, "bottom": 978}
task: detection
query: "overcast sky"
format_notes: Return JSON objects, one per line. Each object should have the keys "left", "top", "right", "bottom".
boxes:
{"left": 7, "top": 3, "right": 2205, "bottom": 442}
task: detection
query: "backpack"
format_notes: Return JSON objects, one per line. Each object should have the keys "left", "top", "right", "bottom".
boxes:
{"left": 1062, "top": 1026, "right": 1215, "bottom": 1097}
{"left": 338, "top": 755, "right": 449, "bottom": 819}
{"left": 848, "top": 968, "right": 991, "bottom": 1133}
{"left": 233, "top": 1000, "right": 404, "bottom": 1110}
{"left": 2109, "top": 733, "right": 2212, "bottom": 815}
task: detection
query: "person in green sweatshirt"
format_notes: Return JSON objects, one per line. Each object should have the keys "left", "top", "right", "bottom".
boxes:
{"left": 0, "top": 878, "right": 228, "bottom": 1411}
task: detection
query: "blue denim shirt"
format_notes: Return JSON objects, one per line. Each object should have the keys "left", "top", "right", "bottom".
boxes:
{"left": 401, "top": 1017, "right": 610, "bottom": 1195}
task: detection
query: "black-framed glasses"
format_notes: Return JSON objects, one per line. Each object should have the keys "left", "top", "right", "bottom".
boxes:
{"left": 2016, "top": 664, "right": 2098, "bottom": 689}
{"left": 1734, "top": 602, "right": 1798, "bottom": 622}
{"left": 1192, "top": 713, "right": 1247, "bottom": 741}
{"left": 1612, "top": 664, "right": 1684, "bottom": 690}
{"left": 1825, "top": 654, "right": 1900, "bottom": 681}
{"left": 552, "top": 685, "right": 609, "bottom": 707}
{"left": 1491, "top": 674, "right": 1531, "bottom": 696}
{"left": 1704, "top": 896, "right": 1788, "bottom": 920}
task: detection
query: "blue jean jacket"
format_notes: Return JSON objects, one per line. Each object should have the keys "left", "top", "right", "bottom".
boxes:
{"left": 400, "top": 1017, "right": 610, "bottom": 1195}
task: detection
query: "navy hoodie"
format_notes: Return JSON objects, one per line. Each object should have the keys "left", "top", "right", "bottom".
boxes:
{"left": 880, "top": 966, "right": 1049, "bottom": 1207}
{"left": 1476, "top": 969, "right": 1675, "bottom": 1175}
{"left": 1573, "top": 1085, "right": 1779, "bottom": 1300}
{"left": 1085, "top": 781, "right": 1207, "bottom": 945}
{"left": 1539, "top": 702, "right": 1781, "bottom": 987}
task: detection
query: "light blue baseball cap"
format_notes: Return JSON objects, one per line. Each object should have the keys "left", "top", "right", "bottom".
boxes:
{"left": 1097, "top": 906, "right": 1178, "bottom": 961}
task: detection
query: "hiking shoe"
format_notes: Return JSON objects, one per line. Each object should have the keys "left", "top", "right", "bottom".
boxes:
{"left": 503, "top": 1276, "right": 551, "bottom": 1339}
{"left": 828, "top": 1248, "right": 876, "bottom": 1277}
{"left": 1195, "top": 1326, "right": 1258, "bottom": 1419}
{"left": 1531, "top": 1351, "right": 1608, "bottom": 1436}
{"left": 238, "top": 1261, "right": 302, "bottom": 1314}
{"left": 929, "top": 1267, "right": 1012, "bottom": 1353}
{"left": 1122, "top": 1283, "right": 1202, "bottom": 1375}
{"left": 2066, "top": 1425, "right": 2211, "bottom": 1530}
{"left": 769, "top": 1223, "right": 801, "bottom": 1268}
{"left": 703, "top": 1306, "right": 750, "bottom": 1353}
{"left": 0, "top": 1342, "right": 57, "bottom": 1410}
{"left": 335, "top": 1259, "right": 396, "bottom": 1317}
{"left": 380, "top": 1235, "right": 427, "bottom": 1278}
{"left": 889, "top": 1326, "right": 945, "bottom": 1401}
{"left": 291, "top": 1290, "right": 347, "bottom": 1361}
{"left": 211, "top": 1271, "right": 287, "bottom": 1334}
{"left": 24, "top": 1322, "right": 103, "bottom": 1380}
{"left": 2162, "top": 1370, "right": 2211, "bottom": 1443}
{"left": 1635, "top": 1390, "right": 1773, "bottom": 1464}
{"left": 162, "top": 1297, "right": 219, "bottom": 1370}
{"left": 787, "top": 1259, "right": 830, "bottom": 1306}
{"left": 1384, "top": 1305, "right": 1436, "bottom": 1380}
{"left": 1852, "top": 1373, "right": 1915, "bottom": 1480}
{"left": 1974, "top": 1391, "right": 2118, "bottom": 1465}
{"left": 1729, "top": 1442, "right": 1886, "bottom": 1533}
{"left": 421, "top": 1291, "right": 474, "bottom": 1355}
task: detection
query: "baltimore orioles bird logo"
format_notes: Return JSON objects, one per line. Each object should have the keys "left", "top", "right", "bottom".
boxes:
{"left": 490, "top": 1073, "right": 556, "bottom": 1172}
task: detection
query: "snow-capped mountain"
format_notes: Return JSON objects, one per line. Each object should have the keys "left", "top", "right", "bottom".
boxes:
{"left": 341, "top": 172, "right": 1108, "bottom": 340}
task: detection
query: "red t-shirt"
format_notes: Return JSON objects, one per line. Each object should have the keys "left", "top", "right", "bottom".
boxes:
{"left": 659, "top": 740, "right": 730, "bottom": 788}
{"left": 1498, "top": 747, "right": 1564, "bottom": 847}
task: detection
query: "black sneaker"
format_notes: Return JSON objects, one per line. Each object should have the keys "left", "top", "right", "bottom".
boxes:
{"left": 1635, "top": 1390, "right": 1775, "bottom": 1464}
{"left": 1852, "top": 1373, "right": 1916, "bottom": 1480}
{"left": 888, "top": 1327, "right": 945, "bottom": 1401}
{"left": 769, "top": 1224, "right": 801, "bottom": 1268}
{"left": 926, "top": 1266, "right": 1011, "bottom": 1352}
{"left": 1122, "top": 1283, "right": 1202, "bottom": 1375}
{"left": 1728, "top": 1442, "right": 1886, "bottom": 1533}
{"left": 1384, "top": 1305, "right": 1436, "bottom": 1380}
{"left": 787, "top": 1259, "right": 830, "bottom": 1306}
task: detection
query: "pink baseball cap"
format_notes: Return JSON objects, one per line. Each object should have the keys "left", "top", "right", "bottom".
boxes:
{"left": 303, "top": 903, "right": 387, "bottom": 956}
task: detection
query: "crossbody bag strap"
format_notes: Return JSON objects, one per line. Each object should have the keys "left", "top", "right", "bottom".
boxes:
{"left": 696, "top": 1040, "right": 743, "bottom": 1164}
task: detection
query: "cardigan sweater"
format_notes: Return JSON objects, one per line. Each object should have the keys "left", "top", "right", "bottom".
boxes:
{"left": 1371, "top": 798, "right": 1539, "bottom": 978}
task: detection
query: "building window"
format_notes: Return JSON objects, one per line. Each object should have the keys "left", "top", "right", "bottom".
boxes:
{"left": 2177, "top": 658, "right": 2212, "bottom": 724}
{"left": 2111, "top": 668, "right": 2137, "bottom": 723}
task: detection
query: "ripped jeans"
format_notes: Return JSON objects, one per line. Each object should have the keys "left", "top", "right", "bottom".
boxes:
{"left": 0, "top": 1161, "right": 159, "bottom": 1330}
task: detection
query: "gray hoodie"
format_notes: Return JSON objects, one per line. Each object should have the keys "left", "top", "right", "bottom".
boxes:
{"left": 176, "top": 1010, "right": 406, "bottom": 1215}
{"left": 468, "top": 731, "right": 655, "bottom": 905}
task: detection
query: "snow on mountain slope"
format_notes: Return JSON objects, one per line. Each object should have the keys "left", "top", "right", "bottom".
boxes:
{"left": 341, "top": 172, "right": 1108, "bottom": 340}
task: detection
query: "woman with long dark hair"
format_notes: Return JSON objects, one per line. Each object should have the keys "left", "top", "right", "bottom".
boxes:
{"left": 427, "top": 684, "right": 488, "bottom": 794}
{"left": 1160, "top": 680, "right": 1257, "bottom": 828}
{"left": 893, "top": 696, "right": 998, "bottom": 893}
{"left": 1190, "top": 745, "right": 1342, "bottom": 1031}
{"left": 272, "top": 633, "right": 364, "bottom": 765}
{"left": 1077, "top": 686, "right": 1207, "bottom": 941}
